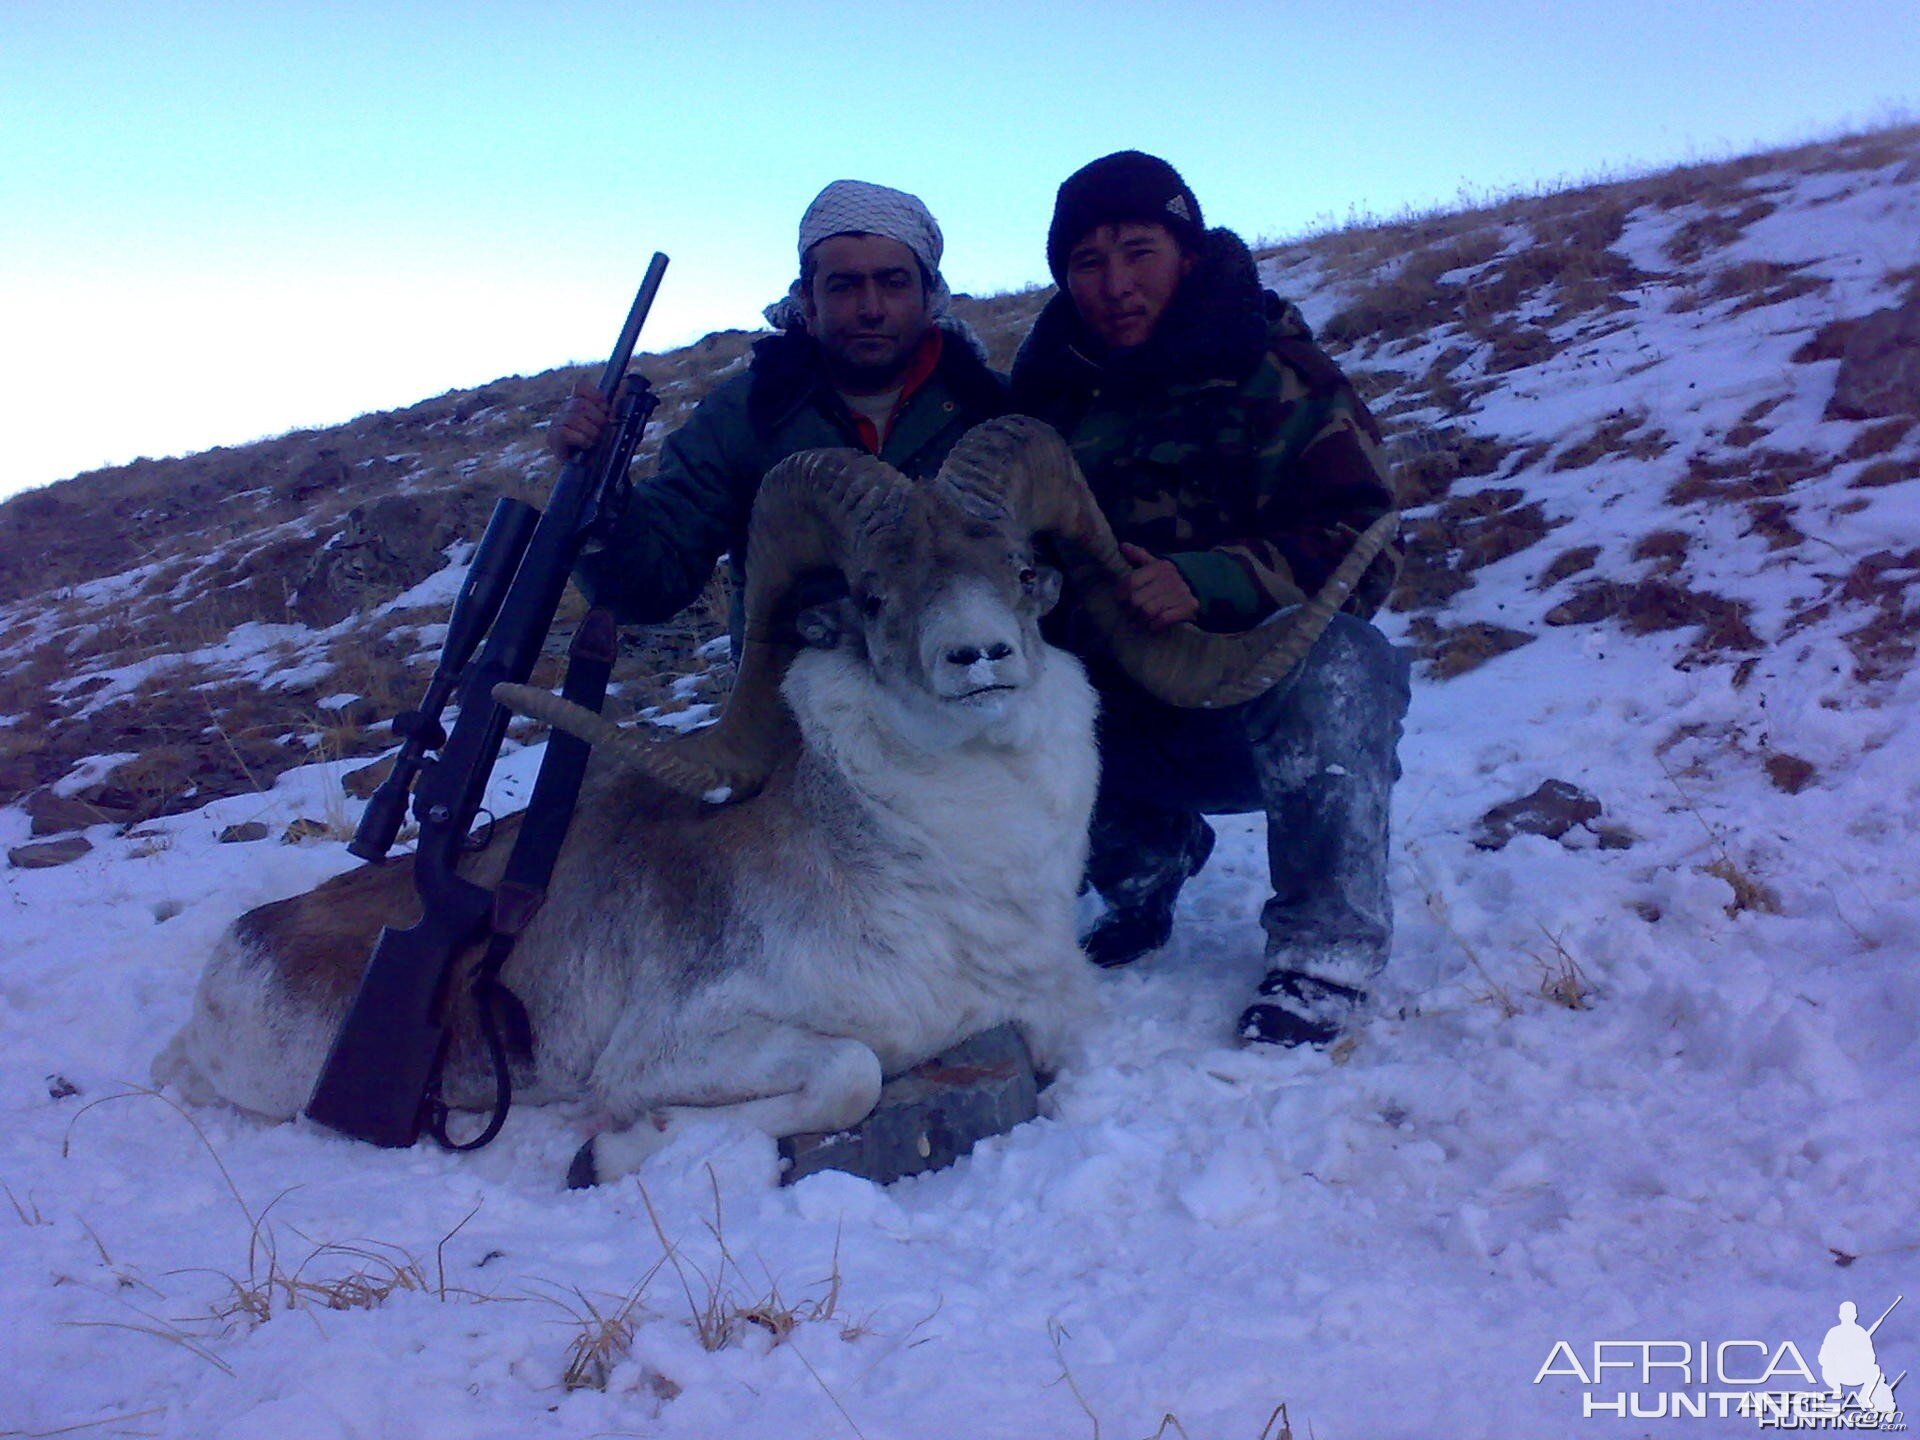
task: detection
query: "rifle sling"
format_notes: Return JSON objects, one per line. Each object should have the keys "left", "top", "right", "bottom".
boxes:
{"left": 430, "top": 608, "right": 620, "bottom": 1152}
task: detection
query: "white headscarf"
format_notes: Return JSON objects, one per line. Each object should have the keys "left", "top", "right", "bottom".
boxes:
{"left": 763, "top": 179, "right": 954, "bottom": 331}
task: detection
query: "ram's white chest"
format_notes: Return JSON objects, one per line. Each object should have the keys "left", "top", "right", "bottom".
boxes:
{"left": 788, "top": 644, "right": 1097, "bottom": 880}
{"left": 762, "top": 646, "right": 1099, "bottom": 1062}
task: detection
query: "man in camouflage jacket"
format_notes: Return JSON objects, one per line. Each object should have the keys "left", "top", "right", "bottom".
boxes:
{"left": 1011, "top": 151, "right": 1410, "bottom": 1047}
{"left": 552, "top": 179, "right": 1006, "bottom": 643}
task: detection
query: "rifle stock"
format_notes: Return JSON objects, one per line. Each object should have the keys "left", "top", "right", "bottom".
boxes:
{"left": 305, "top": 255, "right": 668, "bottom": 1148}
{"left": 303, "top": 882, "right": 488, "bottom": 1146}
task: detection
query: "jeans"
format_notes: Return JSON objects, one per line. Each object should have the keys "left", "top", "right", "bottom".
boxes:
{"left": 1085, "top": 612, "right": 1412, "bottom": 985}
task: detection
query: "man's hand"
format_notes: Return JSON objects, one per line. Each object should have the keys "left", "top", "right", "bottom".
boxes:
{"left": 1117, "top": 542, "right": 1200, "bottom": 631}
{"left": 548, "top": 379, "right": 611, "bottom": 461}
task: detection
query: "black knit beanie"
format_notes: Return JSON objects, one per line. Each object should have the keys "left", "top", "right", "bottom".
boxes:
{"left": 1046, "top": 151, "right": 1205, "bottom": 283}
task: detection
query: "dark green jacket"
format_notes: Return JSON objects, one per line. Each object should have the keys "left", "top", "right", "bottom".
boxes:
{"left": 1010, "top": 228, "right": 1399, "bottom": 633}
{"left": 576, "top": 323, "right": 1007, "bottom": 641}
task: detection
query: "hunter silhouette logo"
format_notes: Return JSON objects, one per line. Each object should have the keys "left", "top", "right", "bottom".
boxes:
{"left": 1820, "top": 1299, "right": 1904, "bottom": 1418}
{"left": 1535, "top": 1294, "right": 1907, "bottom": 1427}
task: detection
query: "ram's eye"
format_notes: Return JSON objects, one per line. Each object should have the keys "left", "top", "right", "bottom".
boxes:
{"left": 860, "top": 594, "right": 884, "bottom": 618}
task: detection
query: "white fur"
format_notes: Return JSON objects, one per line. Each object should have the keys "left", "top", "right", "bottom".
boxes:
{"left": 762, "top": 638, "right": 1100, "bottom": 1071}
{"left": 560, "top": 641, "right": 1100, "bottom": 1177}
{"left": 153, "top": 933, "right": 340, "bottom": 1119}
{"left": 159, "top": 597, "right": 1103, "bottom": 1184}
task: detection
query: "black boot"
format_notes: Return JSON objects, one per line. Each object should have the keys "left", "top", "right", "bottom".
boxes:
{"left": 1083, "top": 822, "right": 1216, "bottom": 968}
{"left": 1238, "top": 969, "right": 1365, "bottom": 1048}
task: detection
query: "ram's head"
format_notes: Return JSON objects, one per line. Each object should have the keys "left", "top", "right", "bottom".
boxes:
{"left": 771, "top": 454, "right": 1065, "bottom": 745}
{"left": 499, "top": 415, "right": 1396, "bottom": 800}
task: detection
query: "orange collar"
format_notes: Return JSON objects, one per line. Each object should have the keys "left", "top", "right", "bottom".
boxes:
{"left": 898, "top": 325, "right": 945, "bottom": 402}
{"left": 846, "top": 328, "right": 945, "bottom": 452}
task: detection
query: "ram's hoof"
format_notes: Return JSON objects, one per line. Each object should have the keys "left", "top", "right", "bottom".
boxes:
{"left": 566, "top": 1138, "right": 599, "bottom": 1190}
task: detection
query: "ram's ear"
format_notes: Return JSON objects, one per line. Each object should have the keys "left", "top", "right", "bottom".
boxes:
{"left": 1030, "top": 563, "right": 1064, "bottom": 616}
{"left": 782, "top": 567, "right": 853, "bottom": 648}
{"left": 795, "top": 595, "right": 858, "bottom": 649}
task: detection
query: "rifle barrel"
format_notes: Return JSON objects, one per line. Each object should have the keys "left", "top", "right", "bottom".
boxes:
{"left": 1868, "top": 1295, "right": 1903, "bottom": 1336}
{"left": 597, "top": 253, "right": 670, "bottom": 398}
{"left": 308, "top": 258, "right": 670, "bottom": 1146}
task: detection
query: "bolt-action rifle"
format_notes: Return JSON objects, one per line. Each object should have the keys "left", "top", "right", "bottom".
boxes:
{"left": 304, "top": 254, "right": 669, "bottom": 1149}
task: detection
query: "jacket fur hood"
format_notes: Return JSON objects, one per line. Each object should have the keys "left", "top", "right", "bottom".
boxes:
{"left": 1011, "top": 227, "right": 1312, "bottom": 412}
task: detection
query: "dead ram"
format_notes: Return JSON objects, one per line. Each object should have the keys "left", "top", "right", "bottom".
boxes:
{"left": 154, "top": 417, "right": 1392, "bottom": 1183}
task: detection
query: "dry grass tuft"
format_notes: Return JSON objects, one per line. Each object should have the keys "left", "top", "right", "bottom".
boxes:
{"left": 1386, "top": 427, "right": 1514, "bottom": 509}
{"left": 1763, "top": 752, "right": 1818, "bottom": 794}
{"left": 1389, "top": 484, "right": 1560, "bottom": 617}
{"left": 1534, "top": 544, "right": 1602, "bottom": 590}
{"left": 547, "top": 1272, "right": 667, "bottom": 1393}
{"left": 1049, "top": 1317, "right": 1304, "bottom": 1440}
{"left": 1663, "top": 199, "right": 1778, "bottom": 266}
{"left": 628, "top": 1168, "right": 857, "bottom": 1362}
{"left": 1851, "top": 455, "right": 1920, "bottom": 490}
{"left": 1631, "top": 529, "right": 1691, "bottom": 573}
{"left": 1655, "top": 755, "right": 1784, "bottom": 918}
{"left": 1703, "top": 857, "right": 1784, "bottom": 917}
{"left": 1552, "top": 410, "right": 1674, "bottom": 472}
{"left": 208, "top": 1233, "right": 440, "bottom": 1326}
{"left": 1404, "top": 618, "right": 1537, "bottom": 678}
{"left": 1408, "top": 843, "right": 1520, "bottom": 1019}
{"left": 1680, "top": 259, "right": 1830, "bottom": 316}
{"left": 1787, "top": 547, "right": 1920, "bottom": 683}
{"left": 1843, "top": 418, "right": 1914, "bottom": 461}
{"left": 1726, "top": 395, "right": 1790, "bottom": 448}
{"left": 1545, "top": 576, "right": 1761, "bottom": 664}
{"left": 1743, "top": 500, "right": 1806, "bottom": 551}
{"left": 6, "top": 1179, "right": 50, "bottom": 1227}
{"left": 60, "top": 1085, "right": 484, "bottom": 1370}
{"left": 1668, "top": 446, "right": 1829, "bottom": 505}
{"left": 1531, "top": 926, "right": 1596, "bottom": 1010}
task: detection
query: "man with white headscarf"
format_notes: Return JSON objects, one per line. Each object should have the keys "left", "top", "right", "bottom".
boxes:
{"left": 553, "top": 179, "right": 1005, "bottom": 647}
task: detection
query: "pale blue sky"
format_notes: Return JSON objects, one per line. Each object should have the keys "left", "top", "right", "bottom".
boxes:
{"left": 2, "top": 0, "right": 1914, "bottom": 498}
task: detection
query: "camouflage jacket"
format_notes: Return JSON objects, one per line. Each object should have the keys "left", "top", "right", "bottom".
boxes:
{"left": 1010, "top": 227, "right": 1399, "bottom": 634}
{"left": 575, "top": 322, "right": 1007, "bottom": 642}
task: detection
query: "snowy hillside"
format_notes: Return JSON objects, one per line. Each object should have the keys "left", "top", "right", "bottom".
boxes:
{"left": 4, "top": 125, "right": 1919, "bottom": 1438}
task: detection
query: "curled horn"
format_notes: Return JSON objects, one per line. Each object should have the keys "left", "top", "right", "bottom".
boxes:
{"left": 674, "top": 446, "right": 910, "bottom": 795}
{"left": 498, "top": 448, "right": 910, "bottom": 803}
{"left": 937, "top": 415, "right": 1399, "bottom": 709}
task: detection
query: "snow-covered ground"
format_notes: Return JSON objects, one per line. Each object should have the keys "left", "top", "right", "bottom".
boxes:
{"left": 4, "top": 145, "right": 1918, "bottom": 1438}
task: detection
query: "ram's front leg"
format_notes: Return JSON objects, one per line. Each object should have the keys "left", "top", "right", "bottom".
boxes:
{"left": 571, "top": 1023, "right": 884, "bottom": 1187}
{"left": 1010, "top": 942, "right": 1102, "bottom": 1076}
